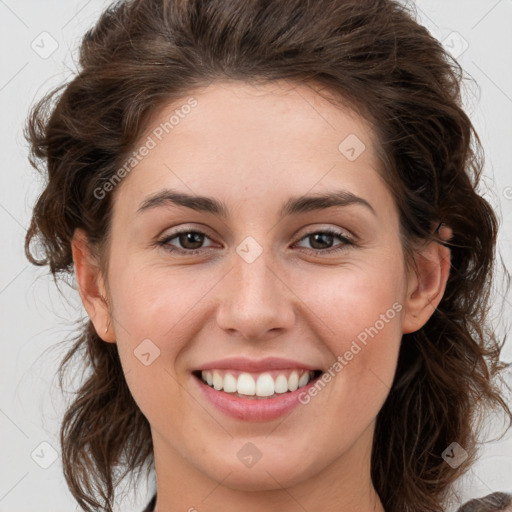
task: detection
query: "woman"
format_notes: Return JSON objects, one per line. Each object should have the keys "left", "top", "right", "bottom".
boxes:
{"left": 24, "top": 0, "right": 512, "bottom": 511}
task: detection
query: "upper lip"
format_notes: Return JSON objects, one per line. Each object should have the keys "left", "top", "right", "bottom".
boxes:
{"left": 193, "top": 357, "right": 320, "bottom": 372}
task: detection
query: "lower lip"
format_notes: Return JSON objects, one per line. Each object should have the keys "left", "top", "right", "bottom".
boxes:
{"left": 194, "top": 374, "right": 321, "bottom": 422}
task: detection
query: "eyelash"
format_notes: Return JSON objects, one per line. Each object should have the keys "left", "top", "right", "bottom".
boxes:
{"left": 156, "top": 228, "right": 355, "bottom": 256}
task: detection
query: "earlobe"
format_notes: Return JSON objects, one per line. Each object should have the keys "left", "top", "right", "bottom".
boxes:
{"left": 402, "top": 225, "right": 452, "bottom": 334}
{"left": 71, "top": 228, "right": 116, "bottom": 343}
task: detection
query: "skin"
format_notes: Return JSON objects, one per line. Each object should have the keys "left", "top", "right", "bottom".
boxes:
{"left": 72, "top": 80, "right": 451, "bottom": 512}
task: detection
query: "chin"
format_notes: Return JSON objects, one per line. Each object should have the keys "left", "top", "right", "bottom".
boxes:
{"left": 199, "top": 446, "right": 318, "bottom": 491}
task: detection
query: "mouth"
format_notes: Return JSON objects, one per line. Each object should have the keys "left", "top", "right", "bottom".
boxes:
{"left": 192, "top": 368, "right": 323, "bottom": 400}
{"left": 191, "top": 357, "right": 326, "bottom": 421}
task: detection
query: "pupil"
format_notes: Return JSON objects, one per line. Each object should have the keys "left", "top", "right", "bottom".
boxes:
{"left": 180, "top": 232, "right": 203, "bottom": 249}
{"left": 310, "top": 233, "right": 333, "bottom": 249}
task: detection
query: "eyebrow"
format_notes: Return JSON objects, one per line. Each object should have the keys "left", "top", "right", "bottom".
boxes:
{"left": 136, "top": 188, "right": 376, "bottom": 218}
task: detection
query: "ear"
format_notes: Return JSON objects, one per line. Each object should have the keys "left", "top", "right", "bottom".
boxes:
{"left": 71, "top": 228, "right": 116, "bottom": 343}
{"left": 402, "top": 225, "right": 452, "bottom": 334}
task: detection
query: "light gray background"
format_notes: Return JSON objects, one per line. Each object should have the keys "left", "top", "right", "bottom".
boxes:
{"left": 1, "top": 1, "right": 511, "bottom": 511}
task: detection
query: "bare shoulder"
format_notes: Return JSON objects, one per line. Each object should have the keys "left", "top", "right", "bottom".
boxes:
{"left": 456, "top": 492, "right": 512, "bottom": 512}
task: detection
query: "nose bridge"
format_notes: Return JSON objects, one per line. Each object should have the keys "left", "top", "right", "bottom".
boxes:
{"left": 236, "top": 252, "right": 278, "bottom": 305}
{"left": 215, "top": 247, "right": 295, "bottom": 339}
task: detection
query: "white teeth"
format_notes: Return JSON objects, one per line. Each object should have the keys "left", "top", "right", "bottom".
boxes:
{"left": 223, "top": 373, "right": 237, "bottom": 393}
{"left": 237, "top": 373, "right": 255, "bottom": 395}
{"left": 212, "top": 370, "right": 223, "bottom": 390}
{"left": 274, "top": 374, "right": 289, "bottom": 394}
{"left": 288, "top": 371, "right": 299, "bottom": 392}
{"left": 200, "top": 369, "right": 316, "bottom": 396}
{"left": 256, "top": 373, "right": 274, "bottom": 397}
{"left": 298, "top": 372, "right": 310, "bottom": 388}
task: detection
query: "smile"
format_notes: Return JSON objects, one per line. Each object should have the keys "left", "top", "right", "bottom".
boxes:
{"left": 192, "top": 358, "right": 325, "bottom": 421}
{"left": 197, "top": 369, "right": 322, "bottom": 398}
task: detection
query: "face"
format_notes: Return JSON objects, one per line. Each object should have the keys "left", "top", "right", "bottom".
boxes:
{"left": 75, "top": 80, "right": 446, "bottom": 498}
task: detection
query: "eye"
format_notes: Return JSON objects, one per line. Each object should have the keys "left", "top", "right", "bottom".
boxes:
{"left": 157, "top": 229, "right": 216, "bottom": 254}
{"left": 294, "top": 228, "right": 354, "bottom": 254}
{"left": 156, "top": 227, "right": 355, "bottom": 256}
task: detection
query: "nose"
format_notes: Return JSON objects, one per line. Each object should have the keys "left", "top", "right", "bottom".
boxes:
{"left": 215, "top": 250, "right": 296, "bottom": 342}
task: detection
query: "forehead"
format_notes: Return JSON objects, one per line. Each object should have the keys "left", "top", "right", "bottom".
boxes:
{"left": 113, "top": 80, "right": 392, "bottom": 217}
{"left": 140, "top": 79, "right": 378, "bottom": 160}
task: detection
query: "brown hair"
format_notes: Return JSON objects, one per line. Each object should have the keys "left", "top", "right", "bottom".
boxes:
{"left": 457, "top": 493, "right": 512, "bottom": 512}
{"left": 24, "top": 0, "right": 512, "bottom": 511}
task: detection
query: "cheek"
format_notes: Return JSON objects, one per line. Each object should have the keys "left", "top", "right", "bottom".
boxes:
{"left": 109, "top": 261, "right": 217, "bottom": 339}
{"left": 295, "top": 259, "right": 405, "bottom": 416}
{"left": 104, "top": 264, "right": 183, "bottom": 391}
{"left": 296, "top": 255, "right": 405, "bottom": 345}
{"left": 105, "top": 261, "right": 227, "bottom": 409}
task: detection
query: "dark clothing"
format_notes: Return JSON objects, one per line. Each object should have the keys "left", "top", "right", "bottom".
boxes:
{"left": 143, "top": 494, "right": 156, "bottom": 512}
